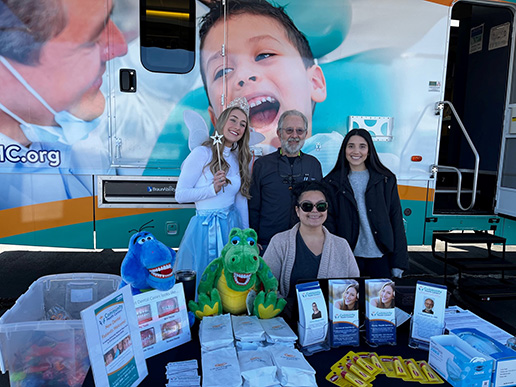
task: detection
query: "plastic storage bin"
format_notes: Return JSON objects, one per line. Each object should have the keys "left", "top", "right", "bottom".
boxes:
{"left": 0, "top": 273, "right": 121, "bottom": 387}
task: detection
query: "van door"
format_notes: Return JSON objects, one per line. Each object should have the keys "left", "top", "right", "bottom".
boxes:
{"left": 435, "top": 2, "right": 513, "bottom": 216}
{"left": 496, "top": 110, "right": 516, "bottom": 218}
{"left": 495, "top": 5, "right": 516, "bottom": 218}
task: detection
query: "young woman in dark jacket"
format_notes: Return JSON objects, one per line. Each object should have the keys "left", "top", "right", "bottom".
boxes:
{"left": 325, "top": 129, "right": 408, "bottom": 278}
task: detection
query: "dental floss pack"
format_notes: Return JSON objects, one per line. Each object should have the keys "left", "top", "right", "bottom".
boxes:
{"left": 231, "top": 315, "right": 266, "bottom": 350}
{"left": 429, "top": 334, "right": 494, "bottom": 387}
{"left": 199, "top": 313, "right": 234, "bottom": 352}
{"left": 237, "top": 348, "right": 280, "bottom": 387}
{"left": 268, "top": 344, "right": 317, "bottom": 386}
{"left": 328, "top": 279, "right": 360, "bottom": 347}
{"left": 365, "top": 279, "right": 396, "bottom": 346}
{"left": 201, "top": 347, "right": 242, "bottom": 387}
{"left": 451, "top": 328, "right": 516, "bottom": 387}
{"left": 259, "top": 316, "right": 298, "bottom": 346}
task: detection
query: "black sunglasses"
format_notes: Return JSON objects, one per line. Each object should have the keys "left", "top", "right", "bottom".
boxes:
{"left": 298, "top": 201, "right": 328, "bottom": 213}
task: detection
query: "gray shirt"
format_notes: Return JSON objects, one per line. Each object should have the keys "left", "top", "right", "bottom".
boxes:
{"left": 349, "top": 170, "right": 383, "bottom": 258}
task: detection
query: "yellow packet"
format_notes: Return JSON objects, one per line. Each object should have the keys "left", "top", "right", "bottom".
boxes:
{"left": 404, "top": 358, "right": 426, "bottom": 382}
{"left": 379, "top": 356, "right": 397, "bottom": 378}
{"left": 349, "top": 352, "right": 378, "bottom": 376}
{"left": 417, "top": 361, "right": 445, "bottom": 384}
{"left": 326, "top": 369, "right": 371, "bottom": 387}
{"left": 356, "top": 352, "right": 386, "bottom": 373}
{"left": 326, "top": 369, "right": 353, "bottom": 387}
{"left": 333, "top": 361, "right": 374, "bottom": 382}
{"left": 392, "top": 356, "right": 411, "bottom": 380}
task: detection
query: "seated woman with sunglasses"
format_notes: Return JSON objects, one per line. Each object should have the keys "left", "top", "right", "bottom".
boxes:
{"left": 263, "top": 181, "right": 360, "bottom": 300}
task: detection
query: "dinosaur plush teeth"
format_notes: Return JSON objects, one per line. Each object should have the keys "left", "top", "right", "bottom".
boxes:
{"left": 233, "top": 272, "right": 251, "bottom": 285}
{"left": 149, "top": 263, "right": 173, "bottom": 278}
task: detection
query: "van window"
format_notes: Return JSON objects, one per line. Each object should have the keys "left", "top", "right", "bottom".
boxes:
{"left": 140, "top": 0, "right": 196, "bottom": 73}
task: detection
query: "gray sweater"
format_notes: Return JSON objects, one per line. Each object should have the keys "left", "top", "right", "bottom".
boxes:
{"left": 263, "top": 223, "right": 360, "bottom": 298}
{"left": 349, "top": 170, "right": 383, "bottom": 258}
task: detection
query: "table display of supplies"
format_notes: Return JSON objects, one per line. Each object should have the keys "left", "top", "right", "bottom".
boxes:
{"left": 0, "top": 275, "right": 503, "bottom": 387}
{"left": 81, "top": 313, "right": 457, "bottom": 386}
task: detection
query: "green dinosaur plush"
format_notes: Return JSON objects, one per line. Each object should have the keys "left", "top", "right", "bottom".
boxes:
{"left": 188, "top": 228, "right": 286, "bottom": 319}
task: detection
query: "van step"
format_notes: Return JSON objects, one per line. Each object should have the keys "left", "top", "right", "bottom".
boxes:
{"left": 433, "top": 232, "right": 506, "bottom": 247}
{"left": 458, "top": 278, "right": 516, "bottom": 301}
{"left": 431, "top": 231, "right": 508, "bottom": 295}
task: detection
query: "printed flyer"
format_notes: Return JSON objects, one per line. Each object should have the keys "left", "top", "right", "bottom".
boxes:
{"left": 328, "top": 279, "right": 359, "bottom": 347}
{"left": 133, "top": 282, "right": 191, "bottom": 358}
{"left": 81, "top": 285, "right": 147, "bottom": 387}
{"left": 296, "top": 281, "right": 328, "bottom": 347}
{"left": 365, "top": 279, "right": 396, "bottom": 346}
{"left": 410, "top": 281, "right": 447, "bottom": 348}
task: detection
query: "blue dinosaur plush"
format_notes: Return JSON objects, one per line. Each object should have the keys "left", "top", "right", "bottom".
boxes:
{"left": 121, "top": 231, "right": 176, "bottom": 293}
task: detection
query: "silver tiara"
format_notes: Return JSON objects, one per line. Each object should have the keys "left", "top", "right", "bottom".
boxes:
{"left": 227, "top": 97, "right": 250, "bottom": 116}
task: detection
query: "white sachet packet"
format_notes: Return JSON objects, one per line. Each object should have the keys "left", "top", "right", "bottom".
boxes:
{"left": 231, "top": 315, "right": 266, "bottom": 342}
{"left": 200, "top": 314, "right": 234, "bottom": 352}
{"left": 268, "top": 345, "right": 317, "bottom": 387}
{"left": 237, "top": 348, "right": 279, "bottom": 387}
{"left": 202, "top": 347, "right": 242, "bottom": 387}
{"left": 259, "top": 317, "right": 298, "bottom": 344}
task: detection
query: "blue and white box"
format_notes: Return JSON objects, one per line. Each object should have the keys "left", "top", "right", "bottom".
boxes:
{"left": 365, "top": 279, "right": 396, "bottom": 346}
{"left": 429, "top": 334, "right": 494, "bottom": 387}
{"left": 328, "top": 279, "right": 359, "bottom": 347}
{"left": 451, "top": 328, "right": 516, "bottom": 387}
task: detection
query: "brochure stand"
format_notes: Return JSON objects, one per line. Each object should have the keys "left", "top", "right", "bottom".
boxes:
{"left": 408, "top": 281, "right": 447, "bottom": 350}
{"left": 296, "top": 281, "right": 330, "bottom": 356}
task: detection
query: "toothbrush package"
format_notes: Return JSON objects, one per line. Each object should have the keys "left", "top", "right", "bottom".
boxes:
{"left": 450, "top": 328, "right": 516, "bottom": 387}
{"left": 429, "top": 334, "right": 494, "bottom": 387}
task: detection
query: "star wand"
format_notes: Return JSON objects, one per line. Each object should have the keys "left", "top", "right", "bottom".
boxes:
{"left": 210, "top": 131, "right": 224, "bottom": 192}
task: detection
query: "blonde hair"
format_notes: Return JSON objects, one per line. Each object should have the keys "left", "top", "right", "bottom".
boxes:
{"left": 202, "top": 106, "right": 252, "bottom": 198}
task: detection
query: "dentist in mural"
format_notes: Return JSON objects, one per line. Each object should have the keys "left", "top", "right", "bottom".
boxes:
{"left": 0, "top": 0, "right": 128, "bottom": 210}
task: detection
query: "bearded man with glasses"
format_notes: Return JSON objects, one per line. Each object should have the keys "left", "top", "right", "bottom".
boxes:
{"left": 249, "top": 110, "right": 323, "bottom": 254}
{"left": 263, "top": 181, "right": 359, "bottom": 310}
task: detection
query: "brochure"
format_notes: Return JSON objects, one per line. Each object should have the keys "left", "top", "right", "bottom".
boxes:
{"left": 365, "top": 279, "right": 396, "bottom": 346}
{"left": 133, "top": 282, "right": 191, "bottom": 358}
{"left": 81, "top": 285, "right": 147, "bottom": 387}
{"left": 409, "top": 281, "right": 447, "bottom": 349}
{"left": 328, "top": 279, "right": 359, "bottom": 347}
{"left": 296, "top": 281, "right": 328, "bottom": 348}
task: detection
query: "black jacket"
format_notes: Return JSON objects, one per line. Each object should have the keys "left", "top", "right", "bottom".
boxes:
{"left": 249, "top": 149, "right": 322, "bottom": 246}
{"left": 325, "top": 168, "right": 409, "bottom": 270}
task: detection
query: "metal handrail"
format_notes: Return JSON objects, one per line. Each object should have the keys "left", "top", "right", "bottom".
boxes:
{"left": 432, "top": 101, "right": 480, "bottom": 211}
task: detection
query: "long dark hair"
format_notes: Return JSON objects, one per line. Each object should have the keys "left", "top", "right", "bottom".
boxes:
{"left": 329, "top": 128, "right": 393, "bottom": 178}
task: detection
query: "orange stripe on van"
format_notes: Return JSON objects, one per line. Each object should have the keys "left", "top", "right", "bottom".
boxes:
{"left": 424, "top": 0, "right": 454, "bottom": 6}
{"left": 0, "top": 197, "right": 93, "bottom": 238}
{"left": 1, "top": 187, "right": 427, "bottom": 239}
{"left": 398, "top": 185, "right": 433, "bottom": 202}
{"left": 0, "top": 197, "right": 176, "bottom": 238}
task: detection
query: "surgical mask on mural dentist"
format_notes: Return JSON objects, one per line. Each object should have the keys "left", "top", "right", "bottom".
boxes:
{"left": 0, "top": 56, "right": 100, "bottom": 145}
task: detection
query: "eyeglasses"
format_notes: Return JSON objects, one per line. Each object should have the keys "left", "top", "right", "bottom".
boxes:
{"left": 298, "top": 201, "right": 328, "bottom": 212}
{"left": 282, "top": 127, "right": 307, "bottom": 135}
